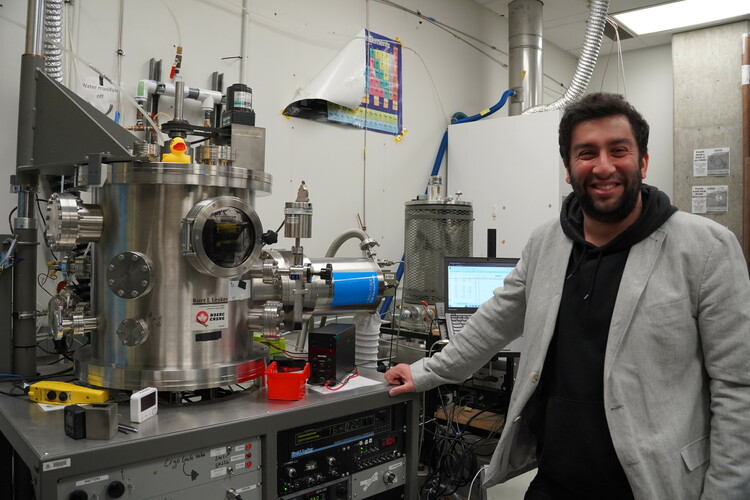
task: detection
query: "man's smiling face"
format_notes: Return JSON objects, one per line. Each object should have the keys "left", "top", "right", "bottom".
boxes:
{"left": 566, "top": 114, "right": 649, "bottom": 223}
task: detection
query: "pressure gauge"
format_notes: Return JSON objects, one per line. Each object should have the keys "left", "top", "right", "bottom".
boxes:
{"left": 181, "top": 196, "right": 263, "bottom": 278}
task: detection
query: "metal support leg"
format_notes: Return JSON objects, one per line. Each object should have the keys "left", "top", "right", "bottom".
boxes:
{"left": 13, "top": 450, "right": 33, "bottom": 500}
{"left": 0, "top": 432, "right": 12, "bottom": 500}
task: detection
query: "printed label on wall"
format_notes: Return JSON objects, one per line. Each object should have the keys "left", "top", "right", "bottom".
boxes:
{"left": 191, "top": 303, "right": 229, "bottom": 331}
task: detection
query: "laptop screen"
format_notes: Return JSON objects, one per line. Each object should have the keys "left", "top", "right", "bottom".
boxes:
{"left": 444, "top": 257, "right": 519, "bottom": 312}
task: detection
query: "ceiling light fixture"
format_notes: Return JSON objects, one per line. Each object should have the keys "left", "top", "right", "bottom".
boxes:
{"left": 611, "top": 0, "right": 750, "bottom": 36}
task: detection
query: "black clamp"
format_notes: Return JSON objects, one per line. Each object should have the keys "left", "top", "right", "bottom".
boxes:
{"left": 319, "top": 263, "right": 333, "bottom": 285}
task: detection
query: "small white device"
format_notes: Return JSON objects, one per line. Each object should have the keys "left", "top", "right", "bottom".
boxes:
{"left": 130, "top": 387, "right": 158, "bottom": 423}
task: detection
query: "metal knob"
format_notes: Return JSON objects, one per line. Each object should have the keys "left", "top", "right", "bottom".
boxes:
{"left": 107, "top": 481, "right": 126, "bottom": 498}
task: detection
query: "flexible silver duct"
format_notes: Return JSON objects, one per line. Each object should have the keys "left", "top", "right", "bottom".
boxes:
{"left": 523, "top": 0, "right": 610, "bottom": 114}
{"left": 44, "top": 0, "right": 63, "bottom": 82}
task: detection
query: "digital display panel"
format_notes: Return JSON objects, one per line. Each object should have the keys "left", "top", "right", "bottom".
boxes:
{"left": 294, "top": 415, "right": 375, "bottom": 446}
{"left": 142, "top": 390, "right": 156, "bottom": 410}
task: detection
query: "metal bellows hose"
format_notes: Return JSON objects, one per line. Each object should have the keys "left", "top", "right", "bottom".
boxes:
{"left": 523, "top": 0, "right": 610, "bottom": 114}
{"left": 44, "top": 0, "right": 63, "bottom": 82}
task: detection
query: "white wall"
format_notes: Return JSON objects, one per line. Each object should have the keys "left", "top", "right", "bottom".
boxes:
{"left": 0, "top": 0, "right": 579, "bottom": 266}
{"left": 591, "top": 43, "right": 674, "bottom": 198}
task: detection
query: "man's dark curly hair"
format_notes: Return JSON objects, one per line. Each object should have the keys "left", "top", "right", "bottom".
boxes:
{"left": 558, "top": 92, "right": 649, "bottom": 167}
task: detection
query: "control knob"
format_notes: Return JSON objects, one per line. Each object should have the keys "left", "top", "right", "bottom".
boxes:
{"left": 327, "top": 456, "right": 337, "bottom": 467}
{"left": 286, "top": 466, "right": 297, "bottom": 479}
{"left": 383, "top": 471, "right": 398, "bottom": 484}
{"left": 107, "top": 481, "right": 126, "bottom": 498}
{"left": 68, "top": 490, "right": 88, "bottom": 500}
{"left": 336, "top": 483, "right": 347, "bottom": 499}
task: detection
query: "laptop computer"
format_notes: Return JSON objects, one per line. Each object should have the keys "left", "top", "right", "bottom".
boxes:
{"left": 443, "top": 256, "right": 524, "bottom": 355}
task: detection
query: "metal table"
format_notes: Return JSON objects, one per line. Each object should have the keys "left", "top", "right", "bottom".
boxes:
{"left": 0, "top": 367, "right": 418, "bottom": 499}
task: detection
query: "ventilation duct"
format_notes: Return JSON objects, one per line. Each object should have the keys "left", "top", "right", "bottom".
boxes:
{"left": 523, "top": 0, "right": 610, "bottom": 114}
{"left": 508, "top": 0, "right": 543, "bottom": 116}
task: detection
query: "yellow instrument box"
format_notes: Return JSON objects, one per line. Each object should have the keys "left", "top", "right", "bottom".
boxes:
{"left": 28, "top": 381, "right": 109, "bottom": 405}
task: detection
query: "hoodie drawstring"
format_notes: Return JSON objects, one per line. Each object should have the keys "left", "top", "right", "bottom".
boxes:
{"left": 567, "top": 248, "right": 588, "bottom": 280}
{"left": 583, "top": 252, "right": 604, "bottom": 301}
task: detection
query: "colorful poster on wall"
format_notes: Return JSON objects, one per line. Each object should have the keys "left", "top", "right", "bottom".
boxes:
{"left": 327, "top": 31, "right": 403, "bottom": 135}
{"left": 283, "top": 30, "right": 403, "bottom": 136}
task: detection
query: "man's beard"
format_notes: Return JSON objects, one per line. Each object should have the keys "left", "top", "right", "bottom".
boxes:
{"left": 570, "top": 168, "right": 643, "bottom": 223}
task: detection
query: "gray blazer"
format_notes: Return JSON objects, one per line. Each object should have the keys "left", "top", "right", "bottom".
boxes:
{"left": 410, "top": 211, "right": 750, "bottom": 499}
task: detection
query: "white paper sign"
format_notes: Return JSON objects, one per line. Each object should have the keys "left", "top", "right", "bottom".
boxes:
{"left": 692, "top": 185, "right": 728, "bottom": 214}
{"left": 693, "top": 147, "right": 730, "bottom": 176}
{"left": 80, "top": 76, "right": 118, "bottom": 118}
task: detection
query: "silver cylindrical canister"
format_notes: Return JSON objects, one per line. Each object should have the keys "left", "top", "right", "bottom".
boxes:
{"left": 284, "top": 201, "right": 312, "bottom": 239}
{"left": 284, "top": 182, "right": 313, "bottom": 239}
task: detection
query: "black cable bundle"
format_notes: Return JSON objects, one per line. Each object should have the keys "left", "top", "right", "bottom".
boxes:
{"left": 419, "top": 385, "right": 506, "bottom": 499}
{"left": 419, "top": 422, "right": 478, "bottom": 498}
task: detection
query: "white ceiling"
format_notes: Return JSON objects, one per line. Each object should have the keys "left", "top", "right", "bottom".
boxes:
{"left": 472, "top": 0, "right": 746, "bottom": 55}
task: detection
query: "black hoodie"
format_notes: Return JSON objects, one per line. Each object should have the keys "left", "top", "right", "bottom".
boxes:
{"left": 528, "top": 185, "right": 677, "bottom": 500}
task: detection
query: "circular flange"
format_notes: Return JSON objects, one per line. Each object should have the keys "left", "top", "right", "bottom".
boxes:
{"left": 48, "top": 295, "right": 66, "bottom": 341}
{"left": 106, "top": 251, "right": 155, "bottom": 299}
{"left": 261, "top": 300, "right": 284, "bottom": 338}
{"left": 45, "top": 192, "right": 80, "bottom": 251}
{"left": 181, "top": 196, "right": 263, "bottom": 278}
{"left": 116, "top": 318, "right": 150, "bottom": 347}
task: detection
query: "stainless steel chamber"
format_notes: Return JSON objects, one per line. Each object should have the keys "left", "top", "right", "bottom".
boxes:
{"left": 75, "top": 161, "right": 272, "bottom": 391}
